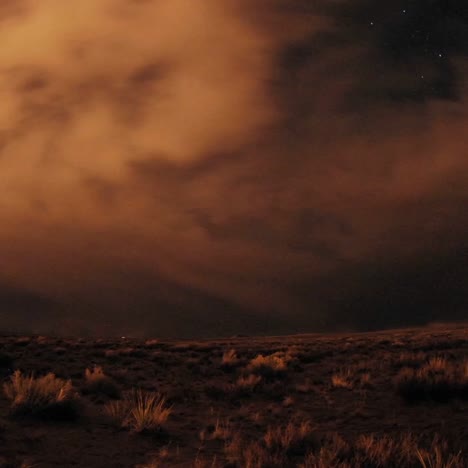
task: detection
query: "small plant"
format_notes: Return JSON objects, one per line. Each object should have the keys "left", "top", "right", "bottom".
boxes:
{"left": 331, "top": 370, "right": 353, "bottom": 389}
{"left": 200, "top": 418, "right": 233, "bottom": 442}
{"left": 3, "top": 370, "right": 80, "bottom": 420}
{"left": 426, "top": 357, "right": 450, "bottom": 372}
{"left": 247, "top": 353, "right": 288, "bottom": 379}
{"left": 83, "top": 366, "right": 120, "bottom": 399}
{"left": 105, "top": 389, "right": 171, "bottom": 433}
{"left": 221, "top": 349, "right": 240, "bottom": 369}
{"left": 235, "top": 374, "right": 262, "bottom": 392}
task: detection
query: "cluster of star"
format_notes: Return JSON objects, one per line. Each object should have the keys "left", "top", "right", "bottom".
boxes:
{"left": 362, "top": 0, "right": 464, "bottom": 99}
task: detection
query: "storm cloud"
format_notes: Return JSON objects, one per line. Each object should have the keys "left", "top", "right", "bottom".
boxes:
{"left": 1, "top": 0, "right": 467, "bottom": 337}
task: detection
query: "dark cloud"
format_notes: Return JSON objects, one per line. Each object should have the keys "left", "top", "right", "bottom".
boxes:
{"left": 0, "top": 284, "right": 61, "bottom": 334}
{"left": 0, "top": 0, "right": 467, "bottom": 337}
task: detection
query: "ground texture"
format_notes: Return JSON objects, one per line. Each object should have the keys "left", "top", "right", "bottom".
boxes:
{"left": 0, "top": 324, "right": 466, "bottom": 467}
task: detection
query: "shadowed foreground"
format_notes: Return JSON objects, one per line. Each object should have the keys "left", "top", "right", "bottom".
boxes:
{"left": 0, "top": 323, "right": 466, "bottom": 467}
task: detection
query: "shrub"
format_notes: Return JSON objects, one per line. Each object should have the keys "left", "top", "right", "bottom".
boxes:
{"left": 83, "top": 366, "right": 120, "bottom": 399}
{"left": 3, "top": 370, "right": 80, "bottom": 420}
{"left": 105, "top": 389, "right": 171, "bottom": 433}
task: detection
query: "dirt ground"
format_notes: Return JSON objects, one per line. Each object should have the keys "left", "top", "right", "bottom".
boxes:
{"left": 0, "top": 323, "right": 466, "bottom": 467}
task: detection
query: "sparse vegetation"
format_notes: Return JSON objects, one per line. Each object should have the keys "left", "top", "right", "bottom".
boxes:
{"left": 105, "top": 389, "right": 171, "bottom": 433}
{"left": 264, "top": 421, "right": 316, "bottom": 456}
{"left": 223, "top": 421, "right": 318, "bottom": 466}
{"left": 395, "top": 358, "right": 468, "bottom": 403}
{"left": 3, "top": 370, "right": 80, "bottom": 420}
{"left": 0, "top": 325, "right": 466, "bottom": 466}
{"left": 298, "top": 433, "right": 465, "bottom": 468}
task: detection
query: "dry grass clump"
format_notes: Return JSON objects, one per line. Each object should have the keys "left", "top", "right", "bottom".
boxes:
{"left": 224, "top": 421, "right": 317, "bottom": 467}
{"left": 225, "top": 433, "right": 283, "bottom": 467}
{"left": 221, "top": 349, "right": 240, "bottom": 369}
{"left": 331, "top": 369, "right": 354, "bottom": 389}
{"left": 299, "top": 433, "right": 465, "bottom": 468}
{"left": 395, "top": 358, "right": 468, "bottom": 403}
{"left": 234, "top": 374, "right": 262, "bottom": 393}
{"left": 3, "top": 370, "right": 80, "bottom": 420}
{"left": 137, "top": 445, "right": 173, "bottom": 468}
{"left": 264, "top": 421, "right": 317, "bottom": 456}
{"left": 416, "top": 445, "right": 464, "bottom": 468}
{"left": 204, "top": 374, "right": 262, "bottom": 400}
{"left": 221, "top": 423, "right": 466, "bottom": 468}
{"left": 247, "top": 353, "right": 288, "bottom": 379}
{"left": 396, "top": 351, "right": 427, "bottom": 368}
{"left": 200, "top": 418, "right": 233, "bottom": 442}
{"left": 105, "top": 389, "right": 171, "bottom": 433}
{"left": 83, "top": 366, "right": 120, "bottom": 399}
{"left": 426, "top": 357, "right": 450, "bottom": 372}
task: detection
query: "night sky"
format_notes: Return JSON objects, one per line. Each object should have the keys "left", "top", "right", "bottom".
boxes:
{"left": 1, "top": 0, "right": 467, "bottom": 337}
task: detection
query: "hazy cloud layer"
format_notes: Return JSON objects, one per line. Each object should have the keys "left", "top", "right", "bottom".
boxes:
{"left": 1, "top": 0, "right": 467, "bottom": 337}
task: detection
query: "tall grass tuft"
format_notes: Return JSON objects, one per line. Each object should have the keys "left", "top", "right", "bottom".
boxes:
{"left": 105, "top": 389, "right": 171, "bottom": 433}
{"left": 3, "top": 370, "right": 80, "bottom": 420}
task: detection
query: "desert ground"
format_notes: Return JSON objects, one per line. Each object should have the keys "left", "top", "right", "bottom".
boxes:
{"left": 0, "top": 323, "right": 466, "bottom": 467}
